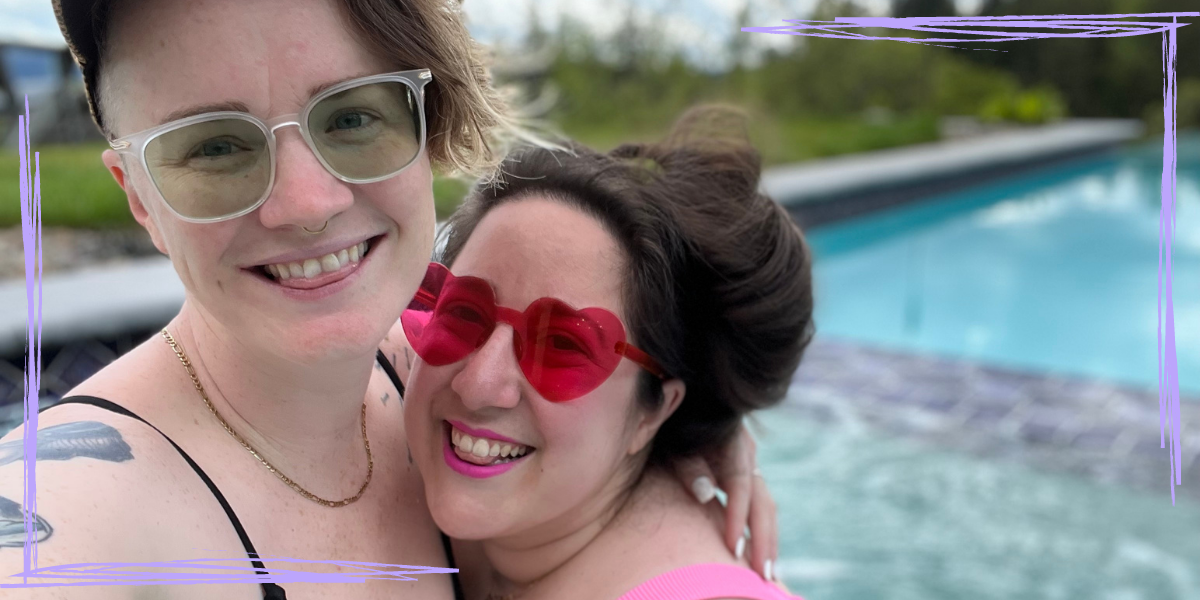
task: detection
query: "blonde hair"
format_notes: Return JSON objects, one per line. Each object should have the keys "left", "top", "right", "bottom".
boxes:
{"left": 95, "top": 0, "right": 547, "bottom": 179}
{"left": 337, "top": 0, "right": 549, "bottom": 179}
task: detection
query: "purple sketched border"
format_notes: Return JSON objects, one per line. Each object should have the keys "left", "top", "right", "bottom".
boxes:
{"left": 7, "top": 101, "right": 454, "bottom": 587}
{"left": 7, "top": 10, "right": 1195, "bottom": 591}
{"left": 744, "top": 12, "right": 1196, "bottom": 505}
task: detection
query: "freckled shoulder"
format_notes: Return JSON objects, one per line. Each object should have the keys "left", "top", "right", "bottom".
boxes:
{"left": 0, "top": 405, "right": 256, "bottom": 599}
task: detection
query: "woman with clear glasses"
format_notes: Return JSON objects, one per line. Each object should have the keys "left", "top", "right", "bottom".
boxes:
{"left": 0, "top": 0, "right": 777, "bottom": 598}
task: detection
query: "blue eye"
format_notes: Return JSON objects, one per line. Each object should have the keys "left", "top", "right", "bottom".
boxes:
{"left": 186, "top": 137, "right": 249, "bottom": 161}
{"left": 336, "top": 113, "right": 362, "bottom": 129}
{"left": 202, "top": 141, "right": 233, "bottom": 156}
{"left": 328, "top": 110, "right": 375, "bottom": 133}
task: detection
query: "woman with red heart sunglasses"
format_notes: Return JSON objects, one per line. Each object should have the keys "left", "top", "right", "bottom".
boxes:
{"left": 401, "top": 106, "right": 814, "bottom": 600}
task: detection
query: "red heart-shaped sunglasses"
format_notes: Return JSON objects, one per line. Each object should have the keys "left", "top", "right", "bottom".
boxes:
{"left": 401, "top": 262, "right": 668, "bottom": 401}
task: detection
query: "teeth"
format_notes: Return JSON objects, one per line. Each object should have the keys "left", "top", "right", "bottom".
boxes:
{"left": 450, "top": 425, "right": 530, "bottom": 462}
{"left": 267, "top": 240, "right": 369, "bottom": 281}
{"left": 302, "top": 258, "right": 321, "bottom": 278}
{"left": 320, "top": 253, "right": 340, "bottom": 272}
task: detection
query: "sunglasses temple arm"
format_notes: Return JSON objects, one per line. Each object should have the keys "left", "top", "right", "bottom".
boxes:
{"left": 615, "top": 342, "right": 668, "bottom": 380}
{"left": 412, "top": 286, "right": 438, "bottom": 308}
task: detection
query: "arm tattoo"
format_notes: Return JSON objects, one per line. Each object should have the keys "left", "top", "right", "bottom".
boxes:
{"left": 381, "top": 393, "right": 390, "bottom": 407}
{"left": 0, "top": 421, "right": 133, "bottom": 467}
{"left": 0, "top": 495, "right": 52, "bottom": 548}
{"left": 403, "top": 348, "right": 412, "bottom": 370}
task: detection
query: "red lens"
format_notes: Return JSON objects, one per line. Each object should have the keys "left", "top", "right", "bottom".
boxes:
{"left": 518, "top": 298, "right": 625, "bottom": 401}
{"left": 401, "top": 263, "right": 641, "bottom": 402}
{"left": 402, "top": 263, "right": 496, "bottom": 365}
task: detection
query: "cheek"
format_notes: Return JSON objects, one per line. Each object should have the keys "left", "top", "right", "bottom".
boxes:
{"left": 369, "top": 156, "right": 435, "bottom": 224}
{"left": 364, "top": 163, "right": 436, "bottom": 293}
{"left": 537, "top": 387, "right": 640, "bottom": 475}
{"left": 404, "top": 362, "right": 453, "bottom": 453}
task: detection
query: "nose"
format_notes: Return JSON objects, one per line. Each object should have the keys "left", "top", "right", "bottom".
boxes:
{"left": 451, "top": 324, "right": 523, "bottom": 412}
{"left": 255, "top": 125, "right": 353, "bottom": 231}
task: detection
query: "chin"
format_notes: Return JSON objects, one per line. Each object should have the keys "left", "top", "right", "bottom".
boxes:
{"left": 428, "top": 494, "right": 514, "bottom": 541}
{"left": 250, "top": 310, "right": 390, "bottom": 365}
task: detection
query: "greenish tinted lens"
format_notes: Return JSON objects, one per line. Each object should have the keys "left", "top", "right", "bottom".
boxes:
{"left": 144, "top": 118, "right": 271, "bottom": 220}
{"left": 307, "top": 81, "right": 421, "bottom": 180}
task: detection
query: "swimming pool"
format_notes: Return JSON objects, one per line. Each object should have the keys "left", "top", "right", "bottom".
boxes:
{"left": 764, "top": 136, "right": 1200, "bottom": 599}
{"left": 761, "top": 405, "right": 1200, "bottom": 600}
{"left": 804, "top": 137, "right": 1200, "bottom": 395}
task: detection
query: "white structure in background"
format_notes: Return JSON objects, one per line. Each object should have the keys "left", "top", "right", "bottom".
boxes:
{"left": 0, "top": 37, "right": 101, "bottom": 149}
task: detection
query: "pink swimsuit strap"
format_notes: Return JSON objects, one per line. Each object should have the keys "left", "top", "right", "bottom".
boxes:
{"left": 616, "top": 563, "right": 802, "bottom": 600}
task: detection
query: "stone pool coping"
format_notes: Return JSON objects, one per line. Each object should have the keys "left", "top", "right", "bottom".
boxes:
{"left": 764, "top": 118, "right": 1144, "bottom": 227}
{"left": 0, "top": 256, "right": 182, "bottom": 355}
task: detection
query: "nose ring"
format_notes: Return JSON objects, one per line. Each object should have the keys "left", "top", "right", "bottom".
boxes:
{"left": 302, "top": 220, "right": 329, "bottom": 235}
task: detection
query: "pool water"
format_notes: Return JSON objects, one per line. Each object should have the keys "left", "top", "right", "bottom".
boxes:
{"left": 805, "top": 137, "right": 1200, "bottom": 395}
{"left": 760, "top": 406, "right": 1200, "bottom": 600}
{"left": 763, "top": 136, "right": 1200, "bottom": 599}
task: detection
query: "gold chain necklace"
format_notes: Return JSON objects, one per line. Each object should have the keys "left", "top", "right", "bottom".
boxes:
{"left": 160, "top": 328, "right": 373, "bottom": 507}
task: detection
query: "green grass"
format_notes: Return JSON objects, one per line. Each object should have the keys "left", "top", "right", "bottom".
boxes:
{"left": 1, "top": 115, "right": 936, "bottom": 228}
{"left": 0, "top": 143, "right": 133, "bottom": 228}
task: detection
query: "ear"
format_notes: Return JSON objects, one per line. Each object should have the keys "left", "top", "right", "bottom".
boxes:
{"left": 627, "top": 378, "right": 686, "bottom": 456}
{"left": 103, "top": 149, "right": 168, "bottom": 255}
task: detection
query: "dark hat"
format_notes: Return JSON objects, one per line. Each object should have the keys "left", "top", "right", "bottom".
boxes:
{"left": 52, "top": 0, "right": 110, "bottom": 132}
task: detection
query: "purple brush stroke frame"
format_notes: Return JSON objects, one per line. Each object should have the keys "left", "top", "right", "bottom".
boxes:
{"left": 744, "top": 12, "right": 1196, "bottom": 505}
{"left": 6, "top": 98, "right": 454, "bottom": 588}
{"left": 7, "top": 9, "right": 1195, "bottom": 592}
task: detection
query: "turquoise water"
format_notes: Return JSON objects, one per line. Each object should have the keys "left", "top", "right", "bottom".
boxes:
{"left": 764, "top": 137, "right": 1200, "bottom": 599}
{"left": 760, "top": 406, "right": 1200, "bottom": 600}
{"left": 805, "top": 137, "right": 1200, "bottom": 394}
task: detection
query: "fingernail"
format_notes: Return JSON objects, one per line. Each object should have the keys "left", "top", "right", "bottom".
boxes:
{"left": 691, "top": 476, "right": 716, "bottom": 504}
{"left": 735, "top": 535, "right": 746, "bottom": 559}
{"left": 761, "top": 558, "right": 773, "bottom": 581}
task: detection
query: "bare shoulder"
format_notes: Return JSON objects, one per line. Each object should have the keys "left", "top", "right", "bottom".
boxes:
{"left": 0, "top": 403, "right": 245, "bottom": 599}
{"left": 536, "top": 473, "right": 743, "bottom": 600}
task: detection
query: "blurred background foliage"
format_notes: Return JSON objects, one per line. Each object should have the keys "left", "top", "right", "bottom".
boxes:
{"left": 3, "top": 0, "right": 1198, "bottom": 226}
{"left": 545, "top": 0, "right": 1198, "bottom": 161}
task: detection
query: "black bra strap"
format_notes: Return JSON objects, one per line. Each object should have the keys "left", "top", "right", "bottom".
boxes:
{"left": 375, "top": 349, "right": 406, "bottom": 398}
{"left": 374, "top": 351, "right": 464, "bottom": 600}
{"left": 45, "top": 396, "right": 286, "bottom": 599}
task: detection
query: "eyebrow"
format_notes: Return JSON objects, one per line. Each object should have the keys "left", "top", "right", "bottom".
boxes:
{"left": 156, "top": 72, "right": 381, "bottom": 127}
{"left": 307, "top": 72, "right": 379, "bottom": 99}
{"left": 160, "top": 101, "right": 251, "bottom": 126}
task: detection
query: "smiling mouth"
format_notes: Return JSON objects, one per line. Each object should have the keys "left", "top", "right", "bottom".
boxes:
{"left": 253, "top": 235, "right": 382, "bottom": 283}
{"left": 447, "top": 421, "right": 535, "bottom": 467}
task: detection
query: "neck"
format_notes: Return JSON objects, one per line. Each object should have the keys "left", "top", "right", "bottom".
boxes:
{"left": 167, "top": 305, "right": 376, "bottom": 497}
{"left": 481, "top": 461, "right": 646, "bottom": 592}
